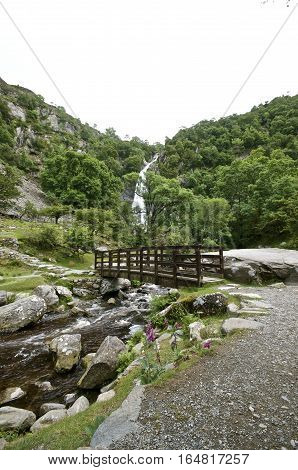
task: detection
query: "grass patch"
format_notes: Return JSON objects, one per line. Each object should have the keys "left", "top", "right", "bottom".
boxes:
{"left": 6, "top": 370, "right": 139, "bottom": 450}
{"left": 0, "top": 275, "right": 47, "bottom": 293}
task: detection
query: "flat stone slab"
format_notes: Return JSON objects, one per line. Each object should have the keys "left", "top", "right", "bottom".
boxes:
{"left": 224, "top": 248, "right": 298, "bottom": 265}
{"left": 221, "top": 318, "right": 264, "bottom": 335}
{"left": 91, "top": 384, "right": 144, "bottom": 449}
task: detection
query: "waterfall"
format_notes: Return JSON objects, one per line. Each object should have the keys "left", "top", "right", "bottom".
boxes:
{"left": 132, "top": 153, "right": 159, "bottom": 224}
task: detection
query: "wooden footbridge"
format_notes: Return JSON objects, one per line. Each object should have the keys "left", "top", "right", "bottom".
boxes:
{"left": 95, "top": 244, "right": 224, "bottom": 287}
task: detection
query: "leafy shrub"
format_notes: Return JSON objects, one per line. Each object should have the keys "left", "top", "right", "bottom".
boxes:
{"left": 117, "top": 350, "right": 136, "bottom": 373}
{"left": 127, "top": 330, "right": 144, "bottom": 348}
{"left": 29, "top": 226, "right": 61, "bottom": 249}
{"left": 139, "top": 354, "right": 164, "bottom": 384}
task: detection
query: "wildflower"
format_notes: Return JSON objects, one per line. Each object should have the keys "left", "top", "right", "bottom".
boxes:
{"left": 202, "top": 339, "right": 212, "bottom": 349}
{"left": 146, "top": 323, "right": 155, "bottom": 342}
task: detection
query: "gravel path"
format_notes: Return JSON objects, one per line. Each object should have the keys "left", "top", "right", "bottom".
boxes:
{"left": 112, "top": 286, "right": 298, "bottom": 450}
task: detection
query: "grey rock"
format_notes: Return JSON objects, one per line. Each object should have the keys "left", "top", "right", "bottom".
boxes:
{"left": 40, "top": 403, "right": 66, "bottom": 416}
{"left": 0, "top": 406, "right": 36, "bottom": 432}
{"left": 0, "top": 387, "right": 26, "bottom": 406}
{"left": 100, "top": 278, "right": 131, "bottom": 296}
{"left": 221, "top": 317, "right": 264, "bottom": 335}
{"left": 33, "top": 285, "right": 59, "bottom": 311}
{"left": 224, "top": 248, "right": 298, "bottom": 284}
{"left": 91, "top": 385, "right": 144, "bottom": 449}
{"left": 55, "top": 285, "right": 73, "bottom": 299}
{"left": 64, "top": 393, "right": 77, "bottom": 405}
{"left": 96, "top": 390, "right": 116, "bottom": 403}
{"left": 156, "top": 332, "right": 171, "bottom": 344}
{"left": 0, "top": 295, "right": 46, "bottom": 333}
{"left": 227, "top": 302, "right": 240, "bottom": 314}
{"left": 78, "top": 336, "right": 125, "bottom": 389}
{"left": 67, "top": 396, "right": 89, "bottom": 416}
{"left": 107, "top": 297, "right": 116, "bottom": 305}
{"left": 72, "top": 288, "right": 93, "bottom": 298}
{"left": 49, "top": 334, "right": 81, "bottom": 372}
{"left": 132, "top": 342, "right": 143, "bottom": 355}
{"left": 30, "top": 409, "right": 67, "bottom": 432}
{"left": 193, "top": 293, "right": 228, "bottom": 316}
{"left": 269, "top": 282, "right": 286, "bottom": 289}
{"left": 37, "top": 381, "right": 53, "bottom": 391}
{"left": 7, "top": 102, "right": 26, "bottom": 121}
{"left": 100, "top": 380, "right": 118, "bottom": 394}
{"left": 0, "top": 291, "right": 7, "bottom": 307}
{"left": 0, "top": 438, "right": 7, "bottom": 450}
{"left": 189, "top": 321, "right": 205, "bottom": 341}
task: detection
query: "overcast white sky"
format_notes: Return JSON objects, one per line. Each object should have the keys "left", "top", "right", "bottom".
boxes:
{"left": 1, "top": 0, "right": 297, "bottom": 143}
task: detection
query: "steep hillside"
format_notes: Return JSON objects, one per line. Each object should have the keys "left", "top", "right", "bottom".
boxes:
{"left": 158, "top": 95, "right": 298, "bottom": 247}
{"left": 0, "top": 77, "right": 155, "bottom": 213}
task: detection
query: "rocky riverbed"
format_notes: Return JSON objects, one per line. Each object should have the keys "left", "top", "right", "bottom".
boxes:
{"left": 0, "top": 279, "right": 169, "bottom": 415}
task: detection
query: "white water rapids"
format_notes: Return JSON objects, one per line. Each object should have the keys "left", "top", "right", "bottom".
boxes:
{"left": 132, "top": 153, "right": 159, "bottom": 224}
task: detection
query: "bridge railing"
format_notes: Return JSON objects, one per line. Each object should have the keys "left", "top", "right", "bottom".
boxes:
{"left": 94, "top": 244, "right": 224, "bottom": 287}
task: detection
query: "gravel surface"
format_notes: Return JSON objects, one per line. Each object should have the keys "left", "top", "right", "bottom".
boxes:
{"left": 111, "top": 286, "right": 298, "bottom": 450}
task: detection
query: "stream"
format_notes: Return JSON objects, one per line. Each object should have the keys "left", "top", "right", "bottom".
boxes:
{"left": 0, "top": 283, "right": 168, "bottom": 415}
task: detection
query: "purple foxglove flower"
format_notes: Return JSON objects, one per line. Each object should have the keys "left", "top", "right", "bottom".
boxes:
{"left": 203, "top": 339, "right": 212, "bottom": 349}
{"left": 146, "top": 323, "right": 155, "bottom": 342}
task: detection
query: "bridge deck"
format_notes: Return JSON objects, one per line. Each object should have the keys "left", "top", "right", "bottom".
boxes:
{"left": 95, "top": 244, "right": 224, "bottom": 288}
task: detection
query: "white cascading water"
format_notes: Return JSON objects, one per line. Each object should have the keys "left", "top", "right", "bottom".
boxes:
{"left": 132, "top": 153, "right": 159, "bottom": 224}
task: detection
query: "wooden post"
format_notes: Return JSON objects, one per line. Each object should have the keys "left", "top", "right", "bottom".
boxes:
{"left": 154, "top": 248, "right": 158, "bottom": 284}
{"left": 94, "top": 250, "right": 97, "bottom": 270}
{"left": 219, "top": 246, "right": 224, "bottom": 277}
{"left": 127, "top": 249, "right": 131, "bottom": 279}
{"left": 109, "top": 251, "right": 112, "bottom": 275}
{"left": 117, "top": 249, "right": 121, "bottom": 276}
{"left": 101, "top": 252, "right": 104, "bottom": 277}
{"left": 140, "top": 247, "right": 144, "bottom": 283}
{"left": 195, "top": 244, "right": 202, "bottom": 286}
{"left": 173, "top": 248, "right": 178, "bottom": 288}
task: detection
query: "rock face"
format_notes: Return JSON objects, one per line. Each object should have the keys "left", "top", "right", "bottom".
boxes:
{"left": 81, "top": 353, "right": 96, "bottom": 369}
{"left": 221, "top": 317, "right": 264, "bottom": 335}
{"left": 193, "top": 293, "right": 228, "bottom": 316}
{"left": 49, "top": 334, "right": 82, "bottom": 373}
{"left": 33, "top": 285, "right": 59, "bottom": 311}
{"left": 30, "top": 409, "right": 67, "bottom": 432}
{"left": 0, "top": 406, "right": 36, "bottom": 432}
{"left": 224, "top": 248, "right": 298, "bottom": 284}
{"left": 0, "top": 295, "right": 46, "bottom": 333}
{"left": 67, "top": 396, "right": 89, "bottom": 416}
{"left": 40, "top": 403, "right": 66, "bottom": 416}
{"left": 78, "top": 336, "right": 126, "bottom": 389}
{"left": 0, "top": 387, "right": 26, "bottom": 406}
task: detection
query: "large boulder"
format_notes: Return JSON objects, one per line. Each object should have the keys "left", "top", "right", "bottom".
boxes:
{"left": 33, "top": 285, "right": 59, "bottom": 312}
{"left": 0, "top": 406, "right": 36, "bottom": 432}
{"left": 67, "top": 396, "right": 89, "bottom": 416}
{"left": 78, "top": 336, "right": 125, "bottom": 389}
{"left": 0, "top": 295, "right": 46, "bottom": 333}
{"left": 0, "top": 387, "right": 26, "bottom": 406}
{"left": 99, "top": 278, "right": 131, "bottom": 296}
{"left": 49, "top": 334, "right": 82, "bottom": 373}
{"left": 30, "top": 409, "right": 67, "bottom": 432}
{"left": 221, "top": 317, "right": 264, "bottom": 335}
{"left": 224, "top": 248, "right": 298, "bottom": 284}
{"left": 193, "top": 293, "right": 228, "bottom": 316}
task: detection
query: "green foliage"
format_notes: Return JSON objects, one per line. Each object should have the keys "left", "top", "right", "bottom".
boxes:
{"left": 139, "top": 352, "right": 164, "bottom": 384}
{"left": 20, "top": 201, "right": 38, "bottom": 220}
{"left": 39, "top": 205, "right": 70, "bottom": 224}
{"left": 0, "top": 164, "right": 20, "bottom": 209}
{"left": 29, "top": 225, "right": 61, "bottom": 249}
{"left": 160, "top": 95, "right": 298, "bottom": 248}
{"left": 117, "top": 350, "right": 136, "bottom": 373}
{"left": 64, "top": 225, "right": 93, "bottom": 255}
